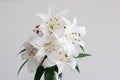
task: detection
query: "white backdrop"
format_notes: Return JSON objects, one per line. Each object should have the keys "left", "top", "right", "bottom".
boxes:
{"left": 0, "top": 0, "right": 120, "bottom": 80}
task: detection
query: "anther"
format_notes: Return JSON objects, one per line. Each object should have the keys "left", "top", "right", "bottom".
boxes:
{"left": 50, "top": 19, "right": 52, "bottom": 21}
{"left": 35, "top": 25, "right": 40, "bottom": 28}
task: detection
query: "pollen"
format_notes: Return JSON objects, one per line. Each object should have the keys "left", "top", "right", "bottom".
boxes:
{"left": 44, "top": 42, "right": 54, "bottom": 52}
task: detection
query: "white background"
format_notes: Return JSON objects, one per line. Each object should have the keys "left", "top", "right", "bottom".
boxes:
{"left": 0, "top": 0, "right": 120, "bottom": 80}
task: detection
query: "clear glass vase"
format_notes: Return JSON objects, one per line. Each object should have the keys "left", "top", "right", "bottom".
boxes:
{"left": 44, "top": 72, "right": 62, "bottom": 80}
{"left": 53, "top": 72, "right": 62, "bottom": 80}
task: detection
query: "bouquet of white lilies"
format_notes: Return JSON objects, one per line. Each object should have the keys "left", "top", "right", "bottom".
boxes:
{"left": 18, "top": 6, "right": 91, "bottom": 80}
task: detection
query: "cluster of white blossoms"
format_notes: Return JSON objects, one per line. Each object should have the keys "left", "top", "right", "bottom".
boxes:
{"left": 20, "top": 6, "right": 87, "bottom": 74}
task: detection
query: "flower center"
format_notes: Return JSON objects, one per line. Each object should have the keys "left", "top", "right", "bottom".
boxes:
{"left": 65, "top": 32, "right": 81, "bottom": 44}
{"left": 44, "top": 41, "right": 55, "bottom": 52}
{"left": 46, "top": 17, "right": 61, "bottom": 30}
{"left": 59, "top": 52, "right": 69, "bottom": 62}
{"left": 27, "top": 46, "right": 38, "bottom": 57}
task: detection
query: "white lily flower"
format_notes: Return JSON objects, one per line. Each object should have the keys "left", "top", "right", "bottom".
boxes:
{"left": 42, "top": 48, "right": 77, "bottom": 73}
{"left": 37, "top": 6, "right": 68, "bottom": 37}
{"left": 57, "top": 51, "right": 77, "bottom": 73}
{"left": 21, "top": 41, "right": 39, "bottom": 72}
{"left": 28, "top": 35, "right": 65, "bottom": 61}
{"left": 63, "top": 17, "right": 87, "bottom": 56}
{"left": 22, "top": 42, "right": 38, "bottom": 60}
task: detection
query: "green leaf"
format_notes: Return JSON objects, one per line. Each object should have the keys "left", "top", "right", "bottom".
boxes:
{"left": 34, "top": 55, "right": 47, "bottom": 80}
{"left": 75, "top": 64, "right": 80, "bottom": 73}
{"left": 75, "top": 53, "right": 91, "bottom": 58}
{"left": 80, "top": 45, "right": 85, "bottom": 52}
{"left": 17, "top": 59, "right": 28, "bottom": 76}
{"left": 44, "top": 65, "right": 58, "bottom": 80}
{"left": 34, "top": 65, "right": 44, "bottom": 80}
{"left": 17, "top": 49, "right": 26, "bottom": 56}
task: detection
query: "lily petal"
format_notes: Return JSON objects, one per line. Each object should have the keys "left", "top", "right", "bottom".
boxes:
{"left": 21, "top": 52, "right": 28, "bottom": 60}
{"left": 72, "top": 17, "right": 77, "bottom": 27}
{"left": 57, "top": 62, "right": 64, "bottom": 73}
{"left": 37, "top": 13, "right": 48, "bottom": 22}
{"left": 79, "top": 40, "right": 85, "bottom": 47}
{"left": 27, "top": 58, "right": 38, "bottom": 73}
{"left": 70, "top": 26, "right": 86, "bottom": 37}
{"left": 42, "top": 58, "right": 56, "bottom": 68}
{"left": 48, "top": 6, "right": 55, "bottom": 17}
{"left": 56, "top": 10, "right": 68, "bottom": 18}
{"left": 65, "top": 57, "right": 77, "bottom": 71}
{"left": 62, "top": 17, "right": 71, "bottom": 25}
{"left": 28, "top": 36, "right": 42, "bottom": 49}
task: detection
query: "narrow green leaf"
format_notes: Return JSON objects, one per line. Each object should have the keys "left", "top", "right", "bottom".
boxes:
{"left": 17, "top": 49, "right": 26, "bottom": 56}
{"left": 75, "top": 53, "right": 91, "bottom": 58}
{"left": 34, "top": 65, "right": 44, "bottom": 80}
{"left": 75, "top": 64, "right": 80, "bottom": 73}
{"left": 41, "top": 55, "right": 47, "bottom": 64}
{"left": 80, "top": 45, "right": 85, "bottom": 52}
{"left": 17, "top": 59, "right": 28, "bottom": 76}
{"left": 34, "top": 55, "right": 47, "bottom": 80}
{"left": 19, "top": 49, "right": 26, "bottom": 54}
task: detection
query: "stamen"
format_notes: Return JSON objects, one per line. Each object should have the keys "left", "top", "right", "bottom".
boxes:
{"left": 41, "top": 33, "right": 44, "bottom": 36}
{"left": 59, "top": 52, "right": 62, "bottom": 54}
{"left": 78, "top": 33, "right": 81, "bottom": 36}
{"left": 58, "top": 23, "right": 60, "bottom": 25}
{"left": 60, "top": 59, "right": 62, "bottom": 61}
{"left": 50, "top": 19, "right": 52, "bottom": 21}
{"left": 72, "top": 42, "right": 75, "bottom": 44}
{"left": 48, "top": 31, "right": 53, "bottom": 34}
{"left": 36, "top": 30, "right": 39, "bottom": 34}
{"left": 33, "top": 53, "right": 36, "bottom": 56}
{"left": 30, "top": 45, "right": 33, "bottom": 47}
{"left": 64, "top": 26, "right": 66, "bottom": 28}
{"left": 65, "top": 54, "right": 68, "bottom": 57}
{"left": 56, "top": 19, "right": 58, "bottom": 21}
{"left": 75, "top": 39, "right": 77, "bottom": 40}
{"left": 50, "top": 25, "right": 54, "bottom": 29}
{"left": 75, "top": 32, "right": 77, "bottom": 35}
{"left": 35, "top": 25, "right": 40, "bottom": 28}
